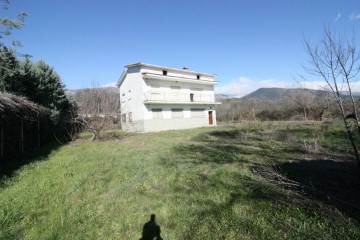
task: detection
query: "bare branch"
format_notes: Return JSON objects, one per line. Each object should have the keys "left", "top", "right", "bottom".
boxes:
{"left": 75, "top": 86, "right": 120, "bottom": 140}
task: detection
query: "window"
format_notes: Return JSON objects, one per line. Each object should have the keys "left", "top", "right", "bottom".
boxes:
{"left": 128, "top": 90, "right": 131, "bottom": 100}
{"left": 151, "top": 84, "right": 160, "bottom": 89}
{"left": 171, "top": 108, "right": 183, "bottom": 118}
{"left": 190, "top": 88, "right": 202, "bottom": 102}
{"left": 191, "top": 108, "right": 205, "bottom": 118}
{"left": 150, "top": 92, "right": 161, "bottom": 101}
{"left": 170, "top": 86, "right": 181, "bottom": 90}
{"left": 122, "top": 114, "right": 127, "bottom": 122}
{"left": 190, "top": 88, "right": 203, "bottom": 92}
{"left": 162, "top": 70, "right": 167, "bottom": 75}
{"left": 122, "top": 92, "right": 126, "bottom": 103}
{"left": 196, "top": 75, "right": 200, "bottom": 80}
{"left": 152, "top": 108, "right": 163, "bottom": 119}
{"left": 128, "top": 112, "right": 132, "bottom": 122}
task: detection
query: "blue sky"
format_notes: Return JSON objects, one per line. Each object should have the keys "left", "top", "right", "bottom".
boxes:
{"left": 5, "top": 0, "right": 360, "bottom": 96}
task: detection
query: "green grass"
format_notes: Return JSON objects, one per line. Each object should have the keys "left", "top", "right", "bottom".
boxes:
{"left": 0, "top": 121, "right": 359, "bottom": 239}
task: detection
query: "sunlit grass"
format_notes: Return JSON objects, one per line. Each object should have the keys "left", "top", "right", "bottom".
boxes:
{"left": 0, "top": 122, "right": 359, "bottom": 239}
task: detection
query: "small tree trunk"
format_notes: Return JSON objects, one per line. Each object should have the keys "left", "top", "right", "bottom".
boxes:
{"left": 343, "top": 119, "right": 360, "bottom": 176}
{"left": 20, "top": 119, "right": 24, "bottom": 154}
{"left": 1, "top": 124, "right": 3, "bottom": 160}
{"left": 338, "top": 97, "right": 360, "bottom": 177}
{"left": 318, "top": 106, "right": 328, "bottom": 121}
{"left": 91, "top": 129, "right": 100, "bottom": 141}
{"left": 37, "top": 114, "right": 41, "bottom": 147}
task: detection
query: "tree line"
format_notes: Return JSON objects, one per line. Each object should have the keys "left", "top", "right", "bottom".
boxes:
{"left": 217, "top": 26, "right": 360, "bottom": 176}
{"left": 216, "top": 89, "right": 345, "bottom": 122}
{"left": 0, "top": 47, "right": 75, "bottom": 125}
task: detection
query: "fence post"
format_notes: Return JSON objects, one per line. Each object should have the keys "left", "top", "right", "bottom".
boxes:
{"left": 37, "top": 113, "right": 40, "bottom": 147}
{"left": 20, "top": 119, "right": 24, "bottom": 154}
{"left": 1, "top": 123, "right": 3, "bottom": 160}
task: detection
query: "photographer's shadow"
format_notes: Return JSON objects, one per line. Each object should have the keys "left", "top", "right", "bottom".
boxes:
{"left": 140, "top": 214, "right": 163, "bottom": 240}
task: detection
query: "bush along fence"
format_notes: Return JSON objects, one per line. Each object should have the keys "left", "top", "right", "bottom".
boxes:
{"left": 0, "top": 92, "right": 49, "bottom": 175}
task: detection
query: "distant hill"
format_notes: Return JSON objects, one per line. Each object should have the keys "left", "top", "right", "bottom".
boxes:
{"left": 65, "top": 86, "right": 118, "bottom": 96}
{"left": 241, "top": 88, "right": 286, "bottom": 100}
{"left": 241, "top": 87, "right": 360, "bottom": 101}
{"left": 340, "top": 91, "right": 360, "bottom": 97}
{"left": 215, "top": 94, "right": 233, "bottom": 101}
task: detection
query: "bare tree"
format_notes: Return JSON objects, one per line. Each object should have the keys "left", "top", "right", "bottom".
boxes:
{"left": 282, "top": 89, "right": 316, "bottom": 120}
{"left": 310, "top": 86, "right": 336, "bottom": 121}
{"left": 75, "top": 87, "right": 120, "bottom": 140}
{"left": 215, "top": 99, "right": 232, "bottom": 122}
{"left": 304, "top": 27, "right": 360, "bottom": 173}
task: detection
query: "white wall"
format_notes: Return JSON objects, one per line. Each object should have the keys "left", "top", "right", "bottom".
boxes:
{"left": 141, "top": 66, "right": 214, "bottom": 81}
{"left": 142, "top": 104, "right": 217, "bottom": 132}
{"left": 143, "top": 80, "right": 215, "bottom": 103}
{"left": 119, "top": 64, "right": 218, "bottom": 132}
{"left": 120, "top": 66, "right": 145, "bottom": 131}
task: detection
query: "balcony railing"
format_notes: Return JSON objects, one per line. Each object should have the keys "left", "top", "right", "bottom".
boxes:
{"left": 143, "top": 91, "right": 217, "bottom": 104}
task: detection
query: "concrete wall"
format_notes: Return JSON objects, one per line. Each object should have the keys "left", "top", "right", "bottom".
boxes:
{"left": 121, "top": 120, "right": 145, "bottom": 132}
{"left": 141, "top": 104, "right": 217, "bottom": 132}
{"left": 143, "top": 117, "right": 212, "bottom": 132}
{"left": 143, "top": 79, "right": 214, "bottom": 98}
{"left": 120, "top": 66, "right": 145, "bottom": 131}
{"left": 141, "top": 66, "right": 213, "bottom": 81}
{"left": 143, "top": 104, "right": 215, "bottom": 120}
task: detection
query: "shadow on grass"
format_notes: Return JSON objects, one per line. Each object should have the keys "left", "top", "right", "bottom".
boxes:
{"left": 0, "top": 140, "right": 63, "bottom": 180}
{"left": 168, "top": 127, "right": 360, "bottom": 235}
{"left": 172, "top": 143, "right": 251, "bottom": 165}
{"left": 279, "top": 158, "right": 360, "bottom": 221}
{"left": 173, "top": 169, "right": 320, "bottom": 239}
{"left": 170, "top": 129, "right": 280, "bottom": 166}
{"left": 140, "top": 214, "right": 163, "bottom": 240}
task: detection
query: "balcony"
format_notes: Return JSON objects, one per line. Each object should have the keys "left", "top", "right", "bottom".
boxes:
{"left": 143, "top": 91, "right": 221, "bottom": 105}
{"left": 142, "top": 73, "right": 218, "bottom": 85}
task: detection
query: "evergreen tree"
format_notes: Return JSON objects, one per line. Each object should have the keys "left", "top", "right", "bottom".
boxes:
{"left": 18, "top": 56, "right": 37, "bottom": 101}
{"left": 0, "top": 47, "right": 21, "bottom": 92}
{"left": 1, "top": 46, "right": 75, "bottom": 126}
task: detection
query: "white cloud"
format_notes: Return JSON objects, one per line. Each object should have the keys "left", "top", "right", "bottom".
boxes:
{"left": 215, "top": 77, "right": 293, "bottom": 97}
{"left": 335, "top": 13, "right": 341, "bottom": 21}
{"left": 215, "top": 76, "right": 360, "bottom": 97}
{"left": 349, "top": 12, "right": 360, "bottom": 21}
{"left": 101, "top": 81, "right": 117, "bottom": 87}
{"left": 299, "top": 79, "right": 360, "bottom": 92}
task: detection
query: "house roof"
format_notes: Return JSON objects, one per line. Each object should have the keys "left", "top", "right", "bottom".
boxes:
{"left": 125, "top": 62, "right": 217, "bottom": 77}
{"left": 116, "top": 62, "right": 217, "bottom": 87}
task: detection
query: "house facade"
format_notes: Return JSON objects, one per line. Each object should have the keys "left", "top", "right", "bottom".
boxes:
{"left": 116, "top": 63, "right": 220, "bottom": 132}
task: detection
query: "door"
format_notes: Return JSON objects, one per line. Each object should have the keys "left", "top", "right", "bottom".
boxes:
{"left": 208, "top": 111, "right": 213, "bottom": 125}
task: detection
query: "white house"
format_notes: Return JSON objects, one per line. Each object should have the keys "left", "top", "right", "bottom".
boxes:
{"left": 116, "top": 62, "right": 220, "bottom": 132}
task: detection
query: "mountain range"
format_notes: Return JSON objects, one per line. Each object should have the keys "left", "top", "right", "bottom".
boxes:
{"left": 65, "top": 86, "right": 118, "bottom": 96}
{"left": 67, "top": 87, "right": 360, "bottom": 102}
{"left": 216, "top": 87, "right": 360, "bottom": 101}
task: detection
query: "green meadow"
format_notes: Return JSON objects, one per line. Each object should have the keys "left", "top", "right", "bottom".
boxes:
{"left": 1, "top": 121, "right": 359, "bottom": 239}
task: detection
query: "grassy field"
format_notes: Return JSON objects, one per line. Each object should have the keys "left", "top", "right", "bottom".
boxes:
{"left": 0, "top": 121, "right": 360, "bottom": 239}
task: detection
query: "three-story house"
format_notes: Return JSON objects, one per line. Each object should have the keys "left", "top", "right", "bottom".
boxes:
{"left": 117, "top": 63, "right": 220, "bottom": 132}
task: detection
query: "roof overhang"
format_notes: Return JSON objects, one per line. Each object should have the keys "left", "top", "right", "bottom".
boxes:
{"left": 142, "top": 73, "right": 218, "bottom": 85}
{"left": 126, "top": 62, "right": 216, "bottom": 77}
{"left": 116, "top": 69, "right": 127, "bottom": 87}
